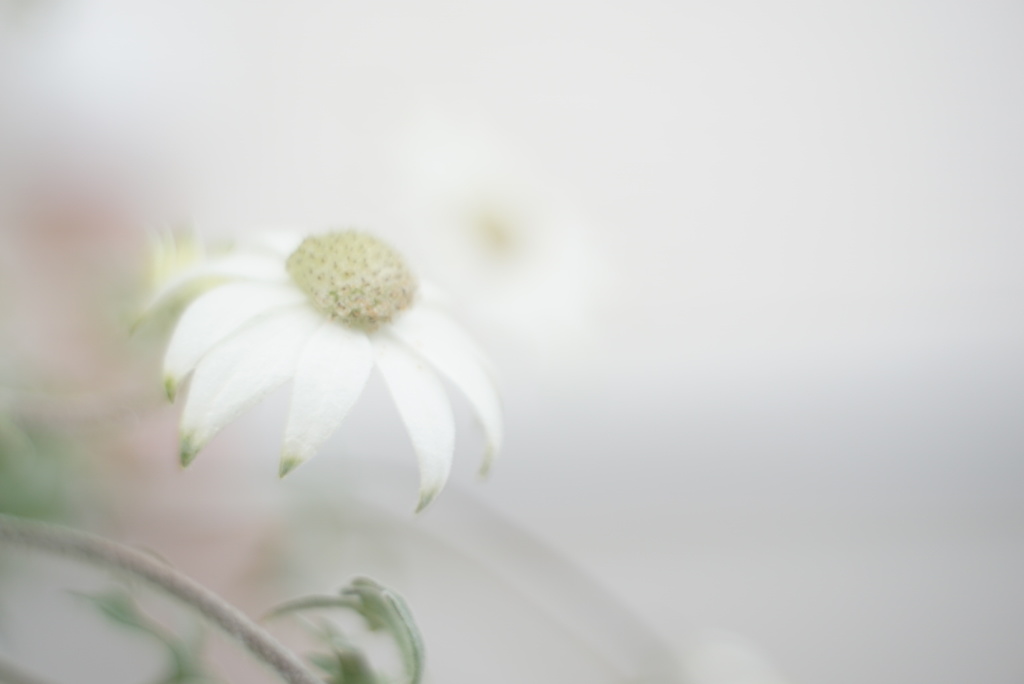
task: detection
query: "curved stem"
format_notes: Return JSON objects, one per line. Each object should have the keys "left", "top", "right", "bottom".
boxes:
{"left": 0, "top": 514, "right": 321, "bottom": 684}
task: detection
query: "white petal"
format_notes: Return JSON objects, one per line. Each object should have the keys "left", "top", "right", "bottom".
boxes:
{"left": 374, "top": 335, "right": 455, "bottom": 512}
{"left": 163, "top": 282, "right": 306, "bottom": 396}
{"left": 143, "top": 253, "right": 289, "bottom": 316}
{"left": 179, "top": 308, "right": 321, "bottom": 465}
{"left": 392, "top": 306, "right": 496, "bottom": 378}
{"left": 388, "top": 308, "right": 502, "bottom": 475}
{"left": 279, "top": 322, "right": 374, "bottom": 476}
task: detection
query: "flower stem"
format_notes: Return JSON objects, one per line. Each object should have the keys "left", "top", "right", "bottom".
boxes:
{"left": 0, "top": 514, "right": 322, "bottom": 684}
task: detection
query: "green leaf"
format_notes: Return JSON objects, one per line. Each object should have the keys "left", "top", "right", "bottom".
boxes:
{"left": 340, "top": 578, "right": 424, "bottom": 684}
{"left": 263, "top": 595, "right": 361, "bottom": 622}
{"left": 79, "top": 588, "right": 222, "bottom": 684}
{"left": 264, "top": 577, "right": 425, "bottom": 684}
{"left": 309, "top": 648, "right": 378, "bottom": 684}
{"left": 77, "top": 589, "right": 165, "bottom": 638}
{"left": 0, "top": 416, "right": 73, "bottom": 522}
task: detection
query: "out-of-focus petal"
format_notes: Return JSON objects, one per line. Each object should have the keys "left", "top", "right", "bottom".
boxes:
{"left": 142, "top": 252, "right": 290, "bottom": 317}
{"left": 179, "top": 308, "right": 320, "bottom": 465}
{"left": 279, "top": 322, "right": 374, "bottom": 476}
{"left": 145, "top": 227, "right": 205, "bottom": 290}
{"left": 163, "top": 282, "right": 306, "bottom": 397}
{"left": 374, "top": 335, "right": 455, "bottom": 512}
{"left": 389, "top": 308, "right": 502, "bottom": 475}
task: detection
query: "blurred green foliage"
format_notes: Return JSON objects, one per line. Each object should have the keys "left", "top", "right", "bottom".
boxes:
{"left": 266, "top": 577, "right": 425, "bottom": 684}
{"left": 79, "top": 588, "right": 222, "bottom": 684}
{"left": 0, "top": 413, "right": 74, "bottom": 522}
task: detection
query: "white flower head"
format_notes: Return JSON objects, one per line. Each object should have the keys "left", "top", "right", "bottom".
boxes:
{"left": 401, "top": 111, "right": 607, "bottom": 356}
{"left": 151, "top": 229, "right": 502, "bottom": 512}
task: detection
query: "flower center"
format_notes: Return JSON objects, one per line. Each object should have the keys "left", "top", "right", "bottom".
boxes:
{"left": 468, "top": 204, "right": 522, "bottom": 259}
{"left": 286, "top": 231, "right": 417, "bottom": 331}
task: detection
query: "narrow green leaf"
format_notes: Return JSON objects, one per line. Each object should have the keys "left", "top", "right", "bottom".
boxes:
{"left": 340, "top": 578, "right": 424, "bottom": 684}
{"left": 262, "top": 595, "right": 360, "bottom": 622}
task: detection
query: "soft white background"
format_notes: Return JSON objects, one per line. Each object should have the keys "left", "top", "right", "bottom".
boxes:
{"left": 2, "top": 1, "right": 1023, "bottom": 683}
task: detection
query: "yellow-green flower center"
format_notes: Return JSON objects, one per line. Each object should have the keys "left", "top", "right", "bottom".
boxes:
{"left": 286, "top": 231, "right": 417, "bottom": 331}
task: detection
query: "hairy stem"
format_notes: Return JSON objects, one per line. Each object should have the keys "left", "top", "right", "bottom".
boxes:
{"left": 0, "top": 514, "right": 321, "bottom": 684}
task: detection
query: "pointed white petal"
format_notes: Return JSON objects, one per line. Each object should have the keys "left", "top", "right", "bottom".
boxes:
{"left": 388, "top": 308, "right": 502, "bottom": 475}
{"left": 163, "top": 283, "right": 306, "bottom": 394}
{"left": 392, "top": 306, "right": 496, "bottom": 378}
{"left": 279, "top": 322, "right": 374, "bottom": 476}
{"left": 374, "top": 335, "right": 455, "bottom": 512}
{"left": 179, "top": 308, "right": 321, "bottom": 464}
{"left": 143, "top": 253, "right": 289, "bottom": 317}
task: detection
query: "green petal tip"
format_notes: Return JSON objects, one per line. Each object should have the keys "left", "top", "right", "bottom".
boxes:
{"left": 179, "top": 437, "right": 199, "bottom": 467}
{"left": 414, "top": 488, "right": 440, "bottom": 514}
{"left": 278, "top": 455, "right": 303, "bottom": 478}
{"left": 164, "top": 377, "right": 177, "bottom": 402}
{"left": 478, "top": 446, "right": 497, "bottom": 479}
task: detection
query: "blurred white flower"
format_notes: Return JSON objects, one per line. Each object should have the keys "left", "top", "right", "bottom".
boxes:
{"left": 401, "top": 112, "right": 606, "bottom": 357}
{"left": 150, "top": 230, "right": 502, "bottom": 511}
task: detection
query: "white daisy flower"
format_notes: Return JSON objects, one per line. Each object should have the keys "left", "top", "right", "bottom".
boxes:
{"left": 150, "top": 230, "right": 502, "bottom": 512}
